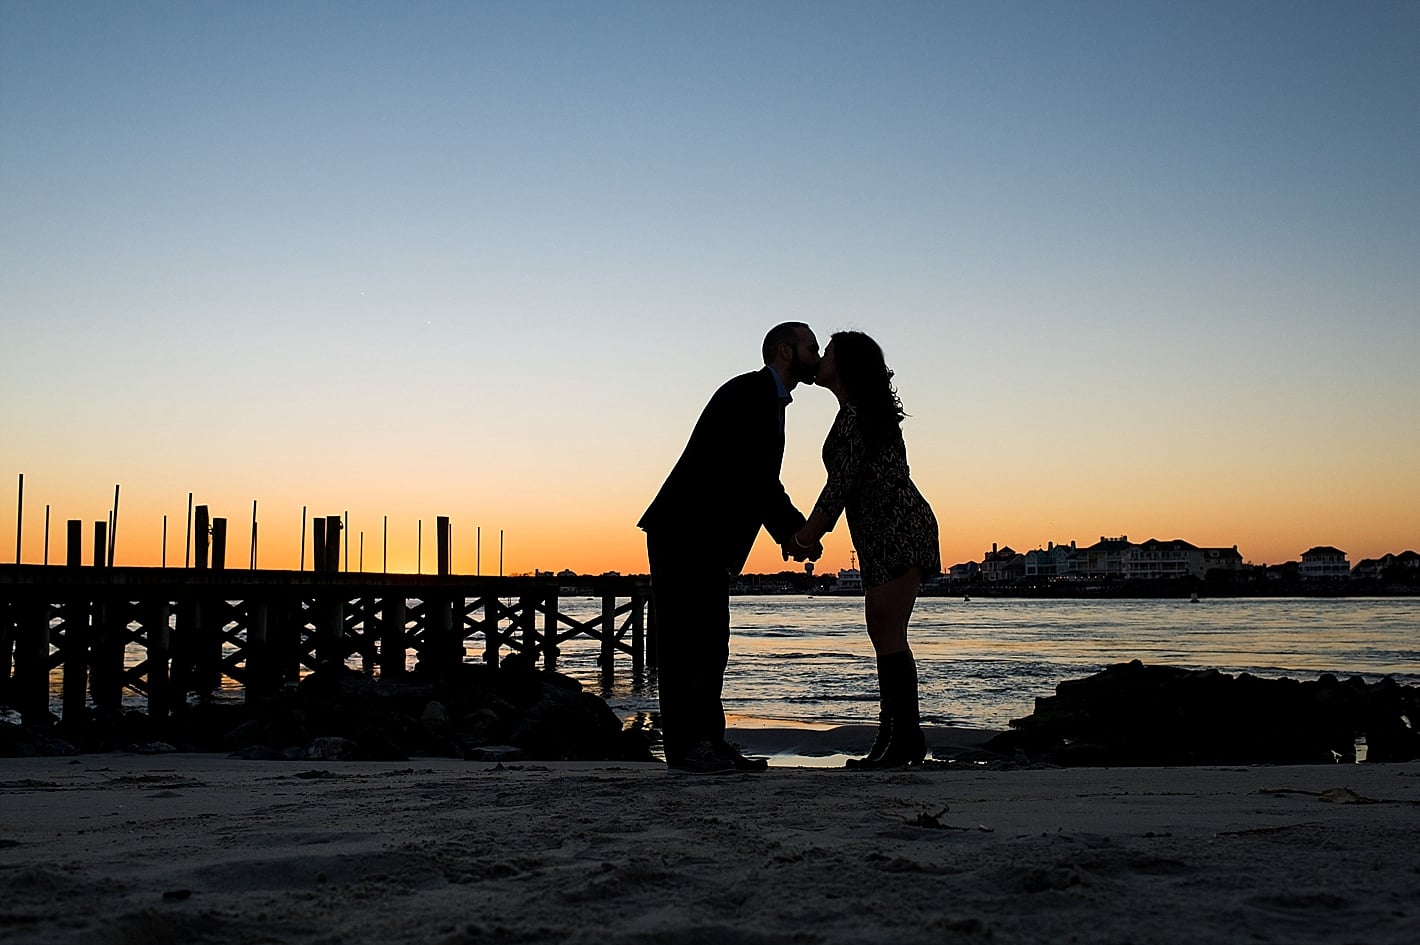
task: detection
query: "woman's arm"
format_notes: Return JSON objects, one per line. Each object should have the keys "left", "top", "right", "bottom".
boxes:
{"left": 793, "top": 506, "right": 836, "bottom": 550}
{"left": 795, "top": 408, "right": 864, "bottom": 548}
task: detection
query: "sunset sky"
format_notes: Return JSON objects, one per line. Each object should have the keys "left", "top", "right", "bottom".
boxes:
{"left": 3, "top": 1, "right": 1417, "bottom": 576}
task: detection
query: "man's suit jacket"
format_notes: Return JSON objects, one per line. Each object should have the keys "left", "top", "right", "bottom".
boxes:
{"left": 638, "top": 367, "right": 806, "bottom": 574}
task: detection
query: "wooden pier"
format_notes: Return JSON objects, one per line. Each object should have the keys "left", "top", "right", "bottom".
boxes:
{"left": 0, "top": 564, "right": 656, "bottom": 725}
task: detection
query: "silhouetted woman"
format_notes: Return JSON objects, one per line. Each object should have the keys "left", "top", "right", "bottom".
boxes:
{"left": 792, "top": 331, "right": 941, "bottom": 767}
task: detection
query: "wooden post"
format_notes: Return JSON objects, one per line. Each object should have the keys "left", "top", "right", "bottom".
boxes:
{"left": 145, "top": 600, "right": 172, "bottom": 719}
{"left": 66, "top": 520, "right": 82, "bottom": 567}
{"left": 543, "top": 585, "right": 559, "bottom": 671}
{"left": 185, "top": 492, "right": 193, "bottom": 568}
{"left": 437, "top": 516, "right": 450, "bottom": 576}
{"left": 630, "top": 585, "right": 645, "bottom": 678}
{"left": 275, "top": 596, "right": 301, "bottom": 687}
{"left": 195, "top": 593, "right": 222, "bottom": 696}
{"left": 89, "top": 592, "right": 123, "bottom": 710}
{"left": 211, "top": 518, "right": 227, "bottom": 571}
{"left": 171, "top": 596, "right": 193, "bottom": 702}
{"left": 647, "top": 592, "right": 659, "bottom": 670}
{"left": 60, "top": 594, "right": 89, "bottom": 726}
{"left": 92, "top": 521, "right": 107, "bottom": 568}
{"left": 245, "top": 599, "right": 271, "bottom": 702}
{"left": 343, "top": 511, "right": 349, "bottom": 572}
{"left": 194, "top": 505, "right": 210, "bottom": 569}
{"left": 380, "top": 595, "right": 406, "bottom": 677}
{"left": 519, "top": 590, "right": 536, "bottom": 659}
{"left": 382, "top": 516, "right": 388, "bottom": 573}
{"left": 161, "top": 514, "right": 167, "bottom": 567}
{"left": 482, "top": 595, "right": 499, "bottom": 667}
{"left": 324, "top": 515, "right": 341, "bottom": 573}
{"left": 250, "top": 500, "right": 258, "bottom": 570}
{"left": 0, "top": 597, "right": 11, "bottom": 706}
{"left": 427, "top": 588, "right": 454, "bottom": 671}
{"left": 43, "top": 504, "right": 50, "bottom": 565}
{"left": 312, "top": 517, "right": 327, "bottom": 573}
{"left": 322, "top": 594, "right": 345, "bottom": 670}
{"left": 108, "top": 483, "right": 120, "bottom": 566}
{"left": 14, "top": 600, "right": 51, "bottom": 724}
{"left": 14, "top": 472, "right": 21, "bottom": 564}
{"left": 300, "top": 506, "right": 307, "bottom": 571}
{"left": 600, "top": 591, "right": 616, "bottom": 682}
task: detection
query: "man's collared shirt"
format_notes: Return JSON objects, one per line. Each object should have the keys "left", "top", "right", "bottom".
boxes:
{"left": 770, "top": 368, "right": 792, "bottom": 433}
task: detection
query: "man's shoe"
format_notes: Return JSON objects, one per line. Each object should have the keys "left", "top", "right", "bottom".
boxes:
{"left": 666, "top": 741, "right": 734, "bottom": 774}
{"left": 718, "top": 741, "right": 770, "bottom": 772}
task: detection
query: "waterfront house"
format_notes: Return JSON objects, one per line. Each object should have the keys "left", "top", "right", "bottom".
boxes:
{"left": 1299, "top": 546, "right": 1350, "bottom": 580}
{"left": 1122, "top": 540, "right": 1245, "bottom": 580}
{"left": 1122, "top": 539, "right": 1198, "bottom": 580}
{"left": 1199, "top": 545, "right": 1244, "bottom": 577}
{"left": 1351, "top": 550, "right": 1420, "bottom": 581}
{"left": 981, "top": 544, "right": 1025, "bottom": 583}
{"left": 1075, "top": 536, "right": 1131, "bottom": 579}
{"left": 947, "top": 561, "right": 980, "bottom": 583}
{"left": 1024, "top": 541, "right": 1075, "bottom": 578}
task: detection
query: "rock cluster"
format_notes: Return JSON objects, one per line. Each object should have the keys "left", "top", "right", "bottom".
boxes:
{"left": 985, "top": 660, "right": 1420, "bottom": 766}
{"left": 0, "top": 658, "right": 655, "bottom": 763}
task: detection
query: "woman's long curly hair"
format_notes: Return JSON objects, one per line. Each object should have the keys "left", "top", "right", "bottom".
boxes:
{"left": 831, "top": 330, "right": 905, "bottom": 447}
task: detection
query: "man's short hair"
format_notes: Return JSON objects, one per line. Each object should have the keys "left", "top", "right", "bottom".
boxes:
{"left": 762, "top": 321, "right": 809, "bottom": 365}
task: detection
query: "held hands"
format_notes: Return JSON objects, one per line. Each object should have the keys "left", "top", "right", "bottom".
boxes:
{"left": 781, "top": 530, "right": 823, "bottom": 563}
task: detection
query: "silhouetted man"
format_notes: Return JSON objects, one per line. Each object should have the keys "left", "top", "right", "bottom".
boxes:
{"left": 639, "top": 322, "right": 824, "bottom": 772}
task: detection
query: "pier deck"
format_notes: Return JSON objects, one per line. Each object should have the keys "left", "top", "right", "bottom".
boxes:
{"left": 0, "top": 565, "right": 654, "bottom": 724}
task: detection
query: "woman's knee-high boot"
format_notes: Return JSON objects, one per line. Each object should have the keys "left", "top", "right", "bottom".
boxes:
{"left": 865, "top": 649, "right": 925, "bottom": 768}
{"left": 845, "top": 655, "right": 894, "bottom": 769}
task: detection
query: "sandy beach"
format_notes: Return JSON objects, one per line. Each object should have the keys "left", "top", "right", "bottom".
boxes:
{"left": 3, "top": 726, "right": 1417, "bottom": 945}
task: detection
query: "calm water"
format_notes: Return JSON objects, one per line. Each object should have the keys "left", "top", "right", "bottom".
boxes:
{"left": 557, "top": 596, "right": 1420, "bottom": 731}
{"left": 62, "top": 595, "right": 1419, "bottom": 734}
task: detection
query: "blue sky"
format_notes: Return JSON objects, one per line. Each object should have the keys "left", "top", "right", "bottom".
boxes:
{"left": 2, "top": 1, "right": 1417, "bottom": 572}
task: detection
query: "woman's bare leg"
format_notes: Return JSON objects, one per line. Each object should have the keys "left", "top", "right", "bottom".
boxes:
{"left": 848, "top": 568, "right": 927, "bottom": 768}
{"left": 865, "top": 567, "right": 922, "bottom": 655}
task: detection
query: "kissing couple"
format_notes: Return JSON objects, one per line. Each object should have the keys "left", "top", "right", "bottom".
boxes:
{"left": 639, "top": 322, "right": 941, "bottom": 773}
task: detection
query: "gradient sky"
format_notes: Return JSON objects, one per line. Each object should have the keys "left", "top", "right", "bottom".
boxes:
{"left": 3, "top": 1, "right": 1417, "bottom": 576}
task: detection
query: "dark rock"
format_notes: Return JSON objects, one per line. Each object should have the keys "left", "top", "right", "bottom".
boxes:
{"left": 985, "top": 660, "right": 1420, "bottom": 766}
{"left": 228, "top": 745, "right": 288, "bottom": 761}
{"left": 7, "top": 661, "right": 653, "bottom": 763}
{"left": 303, "top": 736, "right": 358, "bottom": 761}
{"left": 0, "top": 720, "right": 78, "bottom": 757}
{"left": 125, "top": 741, "right": 178, "bottom": 754}
{"left": 465, "top": 744, "right": 527, "bottom": 762}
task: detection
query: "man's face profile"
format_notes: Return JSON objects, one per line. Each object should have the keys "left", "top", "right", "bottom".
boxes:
{"left": 788, "top": 328, "right": 821, "bottom": 386}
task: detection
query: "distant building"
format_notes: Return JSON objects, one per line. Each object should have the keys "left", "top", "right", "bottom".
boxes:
{"left": 1122, "top": 540, "right": 1245, "bottom": 580}
{"left": 1122, "top": 539, "right": 1197, "bottom": 580}
{"left": 947, "top": 561, "right": 980, "bottom": 583}
{"left": 1351, "top": 550, "right": 1420, "bottom": 580}
{"left": 981, "top": 543, "right": 1025, "bottom": 583}
{"left": 1075, "top": 536, "right": 1131, "bottom": 579}
{"left": 1299, "top": 546, "right": 1350, "bottom": 580}
{"left": 1024, "top": 541, "right": 1075, "bottom": 578}
{"left": 1199, "top": 545, "right": 1244, "bottom": 576}
{"left": 1266, "top": 561, "right": 1301, "bottom": 582}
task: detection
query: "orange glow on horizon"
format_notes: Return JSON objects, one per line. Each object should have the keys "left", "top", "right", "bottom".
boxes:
{"left": 2, "top": 471, "right": 1415, "bottom": 577}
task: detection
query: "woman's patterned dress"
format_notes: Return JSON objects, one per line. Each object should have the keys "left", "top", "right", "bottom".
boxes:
{"left": 811, "top": 403, "right": 941, "bottom": 589}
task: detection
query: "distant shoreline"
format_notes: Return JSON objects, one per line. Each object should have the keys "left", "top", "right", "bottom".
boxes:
{"left": 727, "top": 577, "right": 1420, "bottom": 599}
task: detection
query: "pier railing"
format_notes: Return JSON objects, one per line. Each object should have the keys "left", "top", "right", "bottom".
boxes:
{"left": 0, "top": 565, "right": 655, "bottom": 725}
